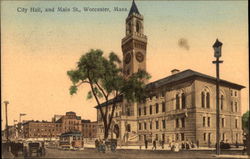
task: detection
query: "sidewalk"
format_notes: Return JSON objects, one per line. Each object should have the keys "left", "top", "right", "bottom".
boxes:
{"left": 212, "top": 154, "right": 250, "bottom": 158}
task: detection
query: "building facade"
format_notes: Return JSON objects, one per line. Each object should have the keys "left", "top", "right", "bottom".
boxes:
{"left": 95, "top": 1, "right": 245, "bottom": 147}
{"left": 81, "top": 120, "right": 98, "bottom": 138}
{"left": 22, "top": 112, "right": 83, "bottom": 139}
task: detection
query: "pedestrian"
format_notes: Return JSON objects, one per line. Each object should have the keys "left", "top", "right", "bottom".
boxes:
{"left": 161, "top": 140, "right": 164, "bottom": 149}
{"left": 144, "top": 139, "right": 148, "bottom": 149}
{"left": 152, "top": 140, "right": 157, "bottom": 150}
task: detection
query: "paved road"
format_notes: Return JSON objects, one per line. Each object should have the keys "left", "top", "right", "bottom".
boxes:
{"left": 39, "top": 148, "right": 248, "bottom": 159}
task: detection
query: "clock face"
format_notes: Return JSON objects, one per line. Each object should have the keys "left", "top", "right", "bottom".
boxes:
{"left": 136, "top": 52, "right": 144, "bottom": 62}
{"left": 125, "top": 53, "right": 131, "bottom": 64}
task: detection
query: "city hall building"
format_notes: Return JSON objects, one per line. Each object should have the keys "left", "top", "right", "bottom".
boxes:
{"left": 95, "top": 1, "right": 245, "bottom": 147}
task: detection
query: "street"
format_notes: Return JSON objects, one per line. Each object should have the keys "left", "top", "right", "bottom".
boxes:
{"left": 35, "top": 148, "right": 248, "bottom": 159}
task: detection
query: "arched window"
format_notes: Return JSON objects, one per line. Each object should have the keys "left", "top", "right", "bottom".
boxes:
{"left": 201, "top": 92, "right": 205, "bottom": 108}
{"left": 220, "top": 95, "right": 224, "bottom": 110}
{"left": 126, "top": 124, "right": 131, "bottom": 132}
{"left": 181, "top": 93, "right": 186, "bottom": 109}
{"left": 176, "top": 94, "right": 180, "bottom": 109}
{"left": 206, "top": 92, "right": 210, "bottom": 108}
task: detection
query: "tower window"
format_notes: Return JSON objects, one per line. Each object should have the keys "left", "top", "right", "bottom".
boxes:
{"left": 150, "top": 105, "right": 152, "bottom": 114}
{"left": 136, "top": 21, "right": 140, "bottom": 33}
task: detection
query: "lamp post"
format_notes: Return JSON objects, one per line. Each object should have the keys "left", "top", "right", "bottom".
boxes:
{"left": 212, "top": 39, "right": 223, "bottom": 155}
{"left": 3, "top": 101, "right": 9, "bottom": 142}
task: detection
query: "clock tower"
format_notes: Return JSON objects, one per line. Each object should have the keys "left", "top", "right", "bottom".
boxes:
{"left": 122, "top": 0, "right": 147, "bottom": 78}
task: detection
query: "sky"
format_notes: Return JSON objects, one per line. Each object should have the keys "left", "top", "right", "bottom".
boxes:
{"left": 1, "top": 0, "right": 248, "bottom": 128}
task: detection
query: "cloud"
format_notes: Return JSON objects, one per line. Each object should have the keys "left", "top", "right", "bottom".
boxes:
{"left": 178, "top": 38, "right": 190, "bottom": 51}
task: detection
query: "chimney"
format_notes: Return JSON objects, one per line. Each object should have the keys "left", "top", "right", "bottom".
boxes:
{"left": 171, "top": 69, "right": 180, "bottom": 75}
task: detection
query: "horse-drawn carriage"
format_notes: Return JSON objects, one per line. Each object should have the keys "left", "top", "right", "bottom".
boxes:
{"left": 24, "top": 142, "right": 46, "bottom": 157}
{"left": 96, "top": 139, "right": 117, "bottom": 153}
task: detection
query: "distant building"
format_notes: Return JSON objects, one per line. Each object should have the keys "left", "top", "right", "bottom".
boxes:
{"left": 56, "top": 111, "right": 82, "bottom": 133}
{"left": 95, "top": 0, "right": 245, "bottom": 147}
{"left": 23, "top": 120, "right": 61, "bottom": 139}
{"left": 22, "top": 111, "right": 82, "bottom": 139}
{"left": 81, "top": 120, "right": 97, "bottom": 138}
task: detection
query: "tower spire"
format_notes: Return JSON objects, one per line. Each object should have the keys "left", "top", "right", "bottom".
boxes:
{"left": 128, "top": 0, "right": 140, "bottom": 16}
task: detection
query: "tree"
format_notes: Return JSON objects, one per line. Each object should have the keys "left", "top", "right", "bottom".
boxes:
{"left": 67, "top": 49, "right": 150, "bottom": 139}
{"left": 242, "top": 110, "right": 249, "bottom": 134}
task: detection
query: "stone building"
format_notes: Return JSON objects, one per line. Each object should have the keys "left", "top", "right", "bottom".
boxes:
{"left": 56, "top": 111, "right": 82, "bottom": 133}
{"left": 23, "top": 120, "right": 61, "bottom": 139}
{"left": 81, "top": 120, "right": 98, "bottom": 138}
{"left": 95, "top": 0, "right": 245, "bottom": 147}
{"left": 22, "top": 111, "right": 82, "bottom": 139}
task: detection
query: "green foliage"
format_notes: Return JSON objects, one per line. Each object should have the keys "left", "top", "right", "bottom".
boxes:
{"left": 67, "top": 49, "right": 151, "bottom": 139}
{"left": 67, "top": 49, "right": 150, "bottom": 102}
{"left": 242, "top": 110, "right": 249, "bottom": 133}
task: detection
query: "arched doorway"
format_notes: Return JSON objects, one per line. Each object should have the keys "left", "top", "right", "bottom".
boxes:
{"left": 113, "top": 124, "right": 120, "bottom": 138}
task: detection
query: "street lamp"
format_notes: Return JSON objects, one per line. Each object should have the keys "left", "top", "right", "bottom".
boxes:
{"left": 3, "top": 101, "right": 9, "bottom": 142}
{"left": 212, "top": 39, "right": 223, "bottom": 155}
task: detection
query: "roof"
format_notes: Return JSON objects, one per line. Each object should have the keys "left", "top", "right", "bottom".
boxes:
{"left": 60, "top": 131, "right": 82, "bottom": 137}
{"left": 94, "top": 95, "right": 123, "bottom": 108}
{"left": 146, "top": 69, "right": 245, "bottom": 90}
{"left": 94, "top": 69, "right": 245, "bottom": 108}
{"left": 128, "top": 0, "right": 140, "bottom": 16}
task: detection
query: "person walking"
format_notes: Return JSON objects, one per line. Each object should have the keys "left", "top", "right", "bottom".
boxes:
{"left": 161, "top": 140, "right": 164, "bottom": 149}
{"left": 152, "top": 140, "right": 157, "bottom": 150}
{"left": 144, "top": 139, "right": 148, "bottom": 150}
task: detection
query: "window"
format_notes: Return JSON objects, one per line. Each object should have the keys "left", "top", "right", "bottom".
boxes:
{"left": 156, "top": 103, "right": 159, "bottom": 113}
{"left": 221, "top": 118, "right": 225, "bottom": 128}
{"left": 204, "top": 133, "right": 206, "bottom": 141}
{"left": 162, "top": 134, "right": 165, "bottom": 141}
{"left": 155, "top": 134, "right": 158, "bottom": 140}
{"left": 181, "top": 118, "right": 185, "bottom": 128}
{"left": 136, "top": 22, "right": 140, "bottom": 33}
{"left": 231, "top": 90, "right": 233, "bottom": 96}
{"left": 150, "top": 105, "right": 152, "bottom": 114}
{"left": 162, "top": 102, "right": 166, "bottom": 112}
{"left": 207, "top": 117, "right": 210, "bottom": 127}
{"left": 235, "top": 91, "right": 237, "bottom": 97}
{"left": 181, "top": 93, "right": 186, "bottom": 109}
{"left": 144, "top": 122, "right": 147, "bottom": 130}
{"left": 139, "top": 123, "right": 142, "bottom": 130}
{"left": 235, "top": 102, "right": 238, "bottom": 112}
{"left": 150, "top": 122, "right": 152, "bottom": 129}
{"left": 221, "top": 95, "right": 224, "bottom": 110}
{"left": 176, "top": 95, "right": 180, "bottom": 109}
{"left": 126, "top": 124, "right": 131, "bottom": 132}
{"left": 181, "top": 133, "right": 185, "bottom": 141}
{"left": 231, "top": 101, "right": 234, "bottom": 112}
{"left": 201, "top": 92, "right": 205, "bottom": 108}
{"left": 144, "top": 107, "right": 146, "bottom": 115}
{"left": 156, "top": 121, "right": 159, "bottom": 129}
{"left": 162, "top": 120, "right": 166, "bottom": 129}
{"left": 206, "top": 92, "right": 210, "bottom": 108}
{"left": 203, "top": 117, "right": 206, "bottom": 127}
{"left": 176, "top": 119, "right": 179, "bottom": 128}
{"left": 235, "top": 119, "right": 238, "bottom": 128}
{"left": 127, "top": 108, "right": 130, "bottom": 116}
{"left": 138, "top": 108, "right": 141, "bottom": 116}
